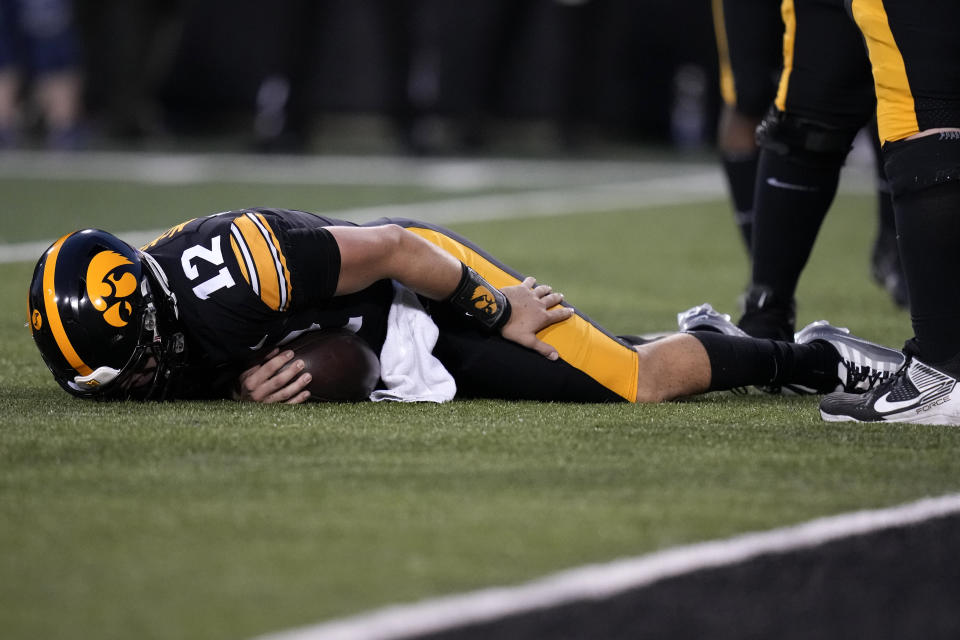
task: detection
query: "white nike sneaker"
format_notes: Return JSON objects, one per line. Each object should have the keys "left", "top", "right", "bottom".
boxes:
{"left": 795, "top": 320, "right": 906, "bottom": 393}
{"left": 677, "top": 303, "right": 748, "bottom": 337}
{"left": 820, "top": 357, "right": 960, "bottom": 425}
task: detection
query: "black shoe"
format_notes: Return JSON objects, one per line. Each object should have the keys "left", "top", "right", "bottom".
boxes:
{"left": 737, "top": 285, "right": 796, "bottom": 342}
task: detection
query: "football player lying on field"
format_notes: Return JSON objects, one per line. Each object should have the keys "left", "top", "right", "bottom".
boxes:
{"left": 29, "top": 208, "right": 903, "bottom": 409}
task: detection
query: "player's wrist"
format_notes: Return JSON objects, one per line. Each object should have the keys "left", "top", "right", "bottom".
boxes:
{"left": 447, "top": 263, "right": 512, "bottom": 332}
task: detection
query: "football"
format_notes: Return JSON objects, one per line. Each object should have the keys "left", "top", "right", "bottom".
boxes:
{"left": 281, "top": 329, "right": 380, "bottom": 402}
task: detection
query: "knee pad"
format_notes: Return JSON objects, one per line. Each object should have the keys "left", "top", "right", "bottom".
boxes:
{"left": 884, "top": 131, "right": 960, "bottom": 196}
{"left": 756, "top": 107, "right": 859, "bottom": 165}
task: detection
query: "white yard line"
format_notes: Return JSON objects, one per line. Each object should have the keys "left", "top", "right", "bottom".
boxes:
{"left": 253, "top": 493, "right": 960, "bottom": 640}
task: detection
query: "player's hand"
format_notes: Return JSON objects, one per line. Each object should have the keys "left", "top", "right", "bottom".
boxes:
{"left": 500, "top": 277, "right": 575, "bottom": 360}
{"left": 234, "top": 348, "right": 313, "bottom": 404}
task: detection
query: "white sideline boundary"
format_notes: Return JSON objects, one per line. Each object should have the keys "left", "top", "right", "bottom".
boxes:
{"left": 253, "top": 493, "right": 960, "bottom": 640}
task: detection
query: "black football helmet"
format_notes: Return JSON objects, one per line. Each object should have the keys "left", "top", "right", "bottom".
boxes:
{"left": 28, "top": 229, "right": 186, "bottom": 400}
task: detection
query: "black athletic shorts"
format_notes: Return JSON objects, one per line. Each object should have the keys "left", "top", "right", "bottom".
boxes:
{"left": 775, "top": 0, "right": 876, "bottom": 130}
{"left": 850, "top": 0, "right": 960, "bottom": 142}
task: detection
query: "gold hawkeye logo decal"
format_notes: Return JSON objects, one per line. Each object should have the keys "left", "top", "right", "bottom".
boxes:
{"left": 86, "top": 251, "right": 138, "bottom": 327}
{"left": 31, "top": 308, "right": 42, "bottom": 330}
{"left": 471, "top": 285, "right": 498, "bottom": 316}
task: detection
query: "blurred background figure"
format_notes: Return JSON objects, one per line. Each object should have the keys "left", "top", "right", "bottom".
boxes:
{"left": 75, "top": 0, "right": 184, "bottom": 145}
{"left": 0, "top": 0, "right": 723, "bottom": 155}
{"left": 247, "top": 0, "right": 438, "bottom": 155}
{"left": 145, "top": 0, "right": 716, "bottom": 156}
{"left": 249, "top": 0, "right": 330, "bottom": 153}
{"left": 0, "top": 0, "right": 85, "bottom": 149}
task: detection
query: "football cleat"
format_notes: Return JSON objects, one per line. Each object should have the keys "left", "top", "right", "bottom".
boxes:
{"left": 795, "top": 320, "right": 906, "bottom": 393}
{"left": 737, "top": 285, "right": 796, "bottom": 342}
{"left": 820, "top": 357, "right": 960, "bottom": 425}
{"left": 677, "top": 303, "right": 749, "bottom": 337}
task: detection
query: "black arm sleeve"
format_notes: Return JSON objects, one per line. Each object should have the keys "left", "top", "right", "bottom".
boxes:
{"left": 282, "top": 226, "right": 341, "bottom": 309}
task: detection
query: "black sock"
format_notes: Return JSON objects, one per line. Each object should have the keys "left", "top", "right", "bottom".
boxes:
{"left": 894, "top": 181, "right": 960, "bottom": 366}
{"left": 749, "top": 148, "right": 844, "bottom": 298}
{"left": 693, "top": 331, "right": 840, "bottom": 392}
{"left": 885, "top": 133, "right": 960, "bottom": 371}
{"left": 720, "top": 150, "right": 760, "bottom": 253}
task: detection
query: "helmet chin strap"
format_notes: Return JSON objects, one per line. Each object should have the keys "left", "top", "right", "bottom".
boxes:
{"left": 70, "top": 366, "right": 122, "bottom": 390}
{"left": 69, "top": 302, "right": 165, "bottom": 394}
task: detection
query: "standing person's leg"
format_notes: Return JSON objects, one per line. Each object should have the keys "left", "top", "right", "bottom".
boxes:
{"left": 739, "top": 0, "right": 875, "bottom": 340}
{"left": 821, "top": 0, "right": 960, "bottom": 424}
{"left": 711, "top": 0, "right": 783, "bottom": 254}
{"left": 866, "top": 118, "right": 908, "bottom": 308}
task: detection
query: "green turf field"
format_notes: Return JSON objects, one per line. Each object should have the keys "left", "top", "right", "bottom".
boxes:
{"left": 2, "top": 159, "right": 958, "bottom": 640}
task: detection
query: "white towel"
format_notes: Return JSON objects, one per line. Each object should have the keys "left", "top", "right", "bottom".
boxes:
{"left": 370, "top": 284, "right": 457, "bottom": 403}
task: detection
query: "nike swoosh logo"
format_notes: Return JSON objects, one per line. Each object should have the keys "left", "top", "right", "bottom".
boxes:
{"left": 873, "top": 392, "right": 918, "bottom": 414}
{"left": 766, "top": 177, "right": 819, "bottom": 192}
{"left": 249, "top": 334, "right": 269, "bottom": 350}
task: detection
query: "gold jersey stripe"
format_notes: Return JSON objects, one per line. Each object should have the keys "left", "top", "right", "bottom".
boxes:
{"left": 229, "top": 235, "right": 251, "bottom": 285}
{"left": 774, "top": 0, "right": 796, "bottom": 112}
{"left": 233, "top": 214, "right": 287, "bottom": 311}
{"left": 141, "top": 218, "right": 195, "bottom": 251}
{"left": 407, "top": 227, "right": 640, "bottom": 402}
{"left": 712, "top": 0, "right": 736, "bottom": 107}
{"left": 850, "top": 0, "right": 918, "bottom": 142}
{"left": 42, "top": 232, "right": 93, "bottom": 376}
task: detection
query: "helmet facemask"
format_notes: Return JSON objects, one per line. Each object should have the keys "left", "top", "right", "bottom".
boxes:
{"left": 65, "top": 274, "right": 186, "bottom": 401}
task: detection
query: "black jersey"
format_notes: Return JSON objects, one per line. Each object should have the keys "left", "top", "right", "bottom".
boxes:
{"left": 142, "top": 208, "right": 392, "bottom": 398}
{"left": 139, "top": 209, "right": 639, "bottom": 404}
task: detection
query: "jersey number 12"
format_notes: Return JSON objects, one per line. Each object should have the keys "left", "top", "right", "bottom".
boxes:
{"left": 181, "top": 235, "right": 236, "bottom": 300}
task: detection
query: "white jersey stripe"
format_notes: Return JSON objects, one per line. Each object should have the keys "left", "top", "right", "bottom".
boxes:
{"left": 231, "top": 224, "right": 260, "bottom": 295}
